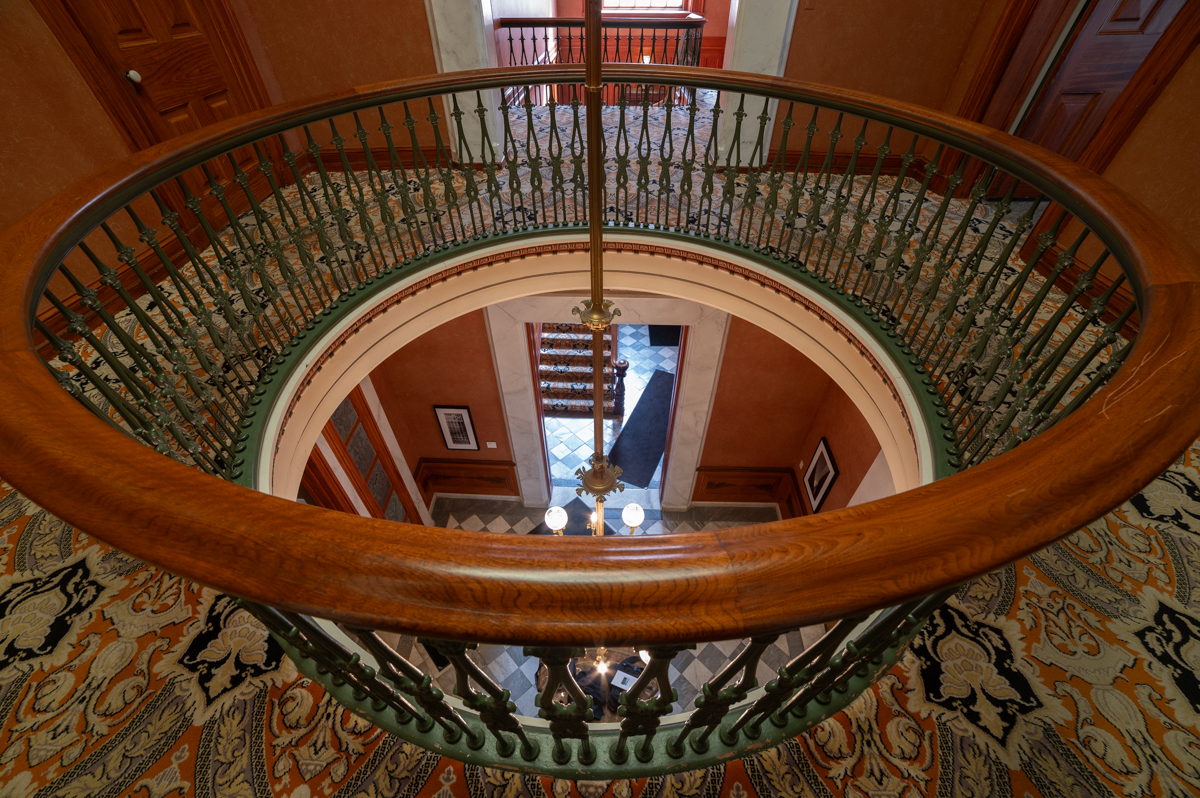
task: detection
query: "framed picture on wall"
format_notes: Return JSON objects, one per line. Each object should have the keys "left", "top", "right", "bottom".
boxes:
{"left": 803, "top": 437, "right": 839, "bottom": 512}
{"left": 434, "top": 406, "right": 479, "bottom": 451}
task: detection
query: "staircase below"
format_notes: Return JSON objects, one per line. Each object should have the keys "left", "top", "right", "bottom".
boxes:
{"left": 538, "top": 323, "right": 627, "bottom": 418}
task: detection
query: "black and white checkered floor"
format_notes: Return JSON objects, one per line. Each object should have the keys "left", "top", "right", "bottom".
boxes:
{"left": 422, "top": 323, "right": 810, "bottom": 713}
{"left": 388, "top": 627, "right": 826, "bottom": 719}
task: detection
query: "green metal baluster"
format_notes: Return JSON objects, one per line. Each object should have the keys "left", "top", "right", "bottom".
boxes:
{"left": 220, "top": 156, "right": 323, "bottom": 320}
{"left": 520, "top": 89, "right": 548, "bottom": 227}
{"left": 723, "top": 614, "right": 869, "bottom": 743}
{"left": 633, "top": 91, "right": 654, "bottom": 226}
{"left": 172, "top": 178, "right": 289, "bottom": 353}
{"left": 525, "top": 647, "right": 596, "bottom": 766}
{"left": 376, "top": 108, "right": 430, "bottom": 255}
{"left": 870, "top": 145, "right": 944, "bottom": 322}
{"left": 696, "top": 94, "right": 722, "bottom": 236}
{"left": 734, "top": 96, "right": 771, "bottom": 245}
{"left": 777, "top": 108, "right": 820, "bottom": 262}
{"left": 471, "top": 94, "right": 508, "bottom": 235}
{"left": 448, "top": 95, "right": 488, "bottom": 237}
{"left": 808, "top": 120, "right": 865, "bottom": 279}
{"left": 326, "top": 119, "right": 388, "bottom": 276}
{"left": 568, "top": 96, "right": 588, "bottom": 224}
{"left": 148, "top": 189, "right": 261, "bottom": 387}
{"left": 755, "top": 103, "right": 794, "bottom": 253}
{"left": 665, "top": 635, "right": 777, "bottom": 757}
{"left": 911, "top": 168, "right": 1008, "bottom": 362}
{"left": 929, "top": 196, "right": 1040, "bottom": 388}
{"left": 303, "top": 125, "right": 372, "bottom": 279}
{"left": 610, "top": 646, "right": 689, "bottom": 765}
{"left": 861, "top": 135, "right": 920, "bottom": 308}
{"left": 794, "top": 115, "right": 844, "bottom": 265}
{"left": 889, "top": 155, "right": 963, "bottom": 332}
{"left": 544, "top": 93, "right": 568, "bottom": 226}
{"left": 35, "top": 309, "right": 156, "bottom": 447}
{"left": 427, "top": 98, "right": 469, "bottom": 241}
{"left": 613, "top": 88, "right": 632, "bottom": 223}
{"left": 838, "top": 128, "right": 893, "bottom": 293}
{"left": 272, "top": 139, "right": 357, "bottom": 295}
{"left": 351, "top": 113, "right": 409, "bottom": 268}
{"left": 498, "top": 94, "right": 527, "bottom": 230}
{"left": 424, "top": 640, "right": 540, "bottom": 761}
{"left": 674, "top": 94, "right": 700, "bottom": 231}
{"left": 717, "top": 94, "right": 748, "bottom": 241}
{"left": 124, "top": 205, "right": 253, "bottom": 414}
{"left": 653, "top": 89, "right": 676, "bottom": 229}
{"left": 198, "top": 166, "right": 303, "bottom": 340}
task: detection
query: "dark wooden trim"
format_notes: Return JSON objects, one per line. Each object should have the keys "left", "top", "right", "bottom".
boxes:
{"left": 527, "top": 322, "right": 553, "bottom": 496}
{"left": 1017, "top": 3, "right": 1200, "bottom": 334}
{"left": 692, "top": 467, "right": 805, "bottom": 520}
{"left": 30, "top": 0, "right": 271, "bottom": 155}
{"left": 348, "top": 388, "right": 423, "bottom": 525}
{"left": 322, "top": 420, "right": 382, "bottom": 518}
{"left": 413, "top": 458, "right": 521, "bottom": 506}
{"left": 3, "top": 65, "right": 1200, "bottom": 646}
{"left": 955, "top": 0, "right": 1043, "bottom": 124}
{"left": 1076, "top": 0, "right": 1200, "bottom": 175}
{"left": 699, "top": 36, "right": 725, "bottom": 69}
{"left": 300, "top": 445, "right": 358, "bottom": 515}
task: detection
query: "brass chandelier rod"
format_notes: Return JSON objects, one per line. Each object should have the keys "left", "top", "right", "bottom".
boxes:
{"left": 572, "top": 0, "right": 622, "bottom": 517}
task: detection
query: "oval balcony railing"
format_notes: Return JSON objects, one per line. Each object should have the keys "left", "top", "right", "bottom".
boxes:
{"left": 1, "top": 64, "right": 1199, "bottom": 778}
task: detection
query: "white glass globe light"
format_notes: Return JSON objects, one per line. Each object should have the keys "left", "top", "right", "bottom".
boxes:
{"left": 544, "top": 506, "right": 568, "bottom": 532}
{"left": 622, "top": 503, "right": 645, "bottom": 529}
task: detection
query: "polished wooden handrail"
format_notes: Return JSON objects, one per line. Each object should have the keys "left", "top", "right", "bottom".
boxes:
{"left": 1, "top": 65, "right": 1198, "bottom": 646}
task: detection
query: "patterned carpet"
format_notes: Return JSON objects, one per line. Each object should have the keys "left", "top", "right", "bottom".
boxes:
{"left": 3, "top": 437, "right": 1200, "bottom": 796}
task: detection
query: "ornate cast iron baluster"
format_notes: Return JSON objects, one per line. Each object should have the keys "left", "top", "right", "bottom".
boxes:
{"left": 377, "top": 107, "right": 430, "bottom": 256}
{"left": 666, "top": 635, "right": 778, "bottom": 757}
{"left": 610, "top": 645, "right": 690, "bottom": 764}
{"left": 424, "top": 640, "right": 540, "bottom": 761}
{"left": 526, "top": 647, "right": 595, "bottom": 766}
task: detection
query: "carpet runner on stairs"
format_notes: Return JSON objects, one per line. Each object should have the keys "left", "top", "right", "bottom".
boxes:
{"left": 539, "top": 322, "right": 624, "bottom": 418}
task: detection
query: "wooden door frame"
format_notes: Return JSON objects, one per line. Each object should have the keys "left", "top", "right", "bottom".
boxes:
{"left": 1017, "top": 0, "right": 1200, "bottom": 336}
{"left": 31, "top": 0, "right": 272, "bottom": 154}
{"left": 526, "top": 322, "right": 554, "bottom": 498}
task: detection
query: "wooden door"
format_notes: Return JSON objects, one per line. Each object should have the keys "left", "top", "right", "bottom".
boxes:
{"left": 1016, "top": 0, "right": 1187, "bottom": 161}
{"left": 33, "top": 0, "right": 276, "bottom": 219}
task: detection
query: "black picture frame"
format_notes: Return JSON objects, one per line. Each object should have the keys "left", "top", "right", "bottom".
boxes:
{"left": 803, "top": 437, "right": 839, "bottom": 512}
{"left": 434, "top": 405, "right": 479, "bottom": 451}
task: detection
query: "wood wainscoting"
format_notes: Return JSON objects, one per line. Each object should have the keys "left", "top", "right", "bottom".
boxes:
{"left": 413, "top": 458, "right": 520, "bottom": 505}
{"left": 699, "top": 36, "right": 725, "bottom": 69}
{"left": 692, "top": 467, "right": 805, "bottom": 519}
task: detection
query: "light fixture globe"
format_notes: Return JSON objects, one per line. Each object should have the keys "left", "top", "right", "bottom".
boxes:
{"left": 544, "top": 506, "right": 568, "bottom": 533}
{"left": 622, "top": 503, "right": 645, "bottom": 530}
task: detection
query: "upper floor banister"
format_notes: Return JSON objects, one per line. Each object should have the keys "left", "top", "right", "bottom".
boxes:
{"left": 1, "top": 63, "right": 1199, "bottom": 776}
{"left": 496, "top": 11, "right": 706, "bottom": 68}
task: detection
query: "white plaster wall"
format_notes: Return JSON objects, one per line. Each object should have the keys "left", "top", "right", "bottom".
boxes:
{"left": 424, "top": 0, "right": 501, "bottom": 161}
{"left": 261, "top": 232, "right": 931, "bottom": 505}
{"left": 846, "top": 449, "right": 896, "bottom": 508}
{"left": 720, "top": 0, "right": 800, "bottom": 158}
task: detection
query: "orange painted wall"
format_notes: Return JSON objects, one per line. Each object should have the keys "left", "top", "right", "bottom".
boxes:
{"left": 0, "top": 1, "right": 129, "bottom": 234}
{"left": 370, "top": 310, "right": 513, "bottom": 472}
{"left": 782, "top": 1, "right": 997, "bottom": 110}
{"left": 699, "top": 316, "right": 880, "bottom": 508}
{"left": 1101, "top": 44, "right": 1200, "bottom": 250}
{"left": 797, "top": 379, "right": 880, "bottom": 513}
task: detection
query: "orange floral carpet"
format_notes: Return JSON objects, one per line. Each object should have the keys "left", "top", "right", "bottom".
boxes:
{"left": 2, "top": 441, "right": 1200, "bottom": 797}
